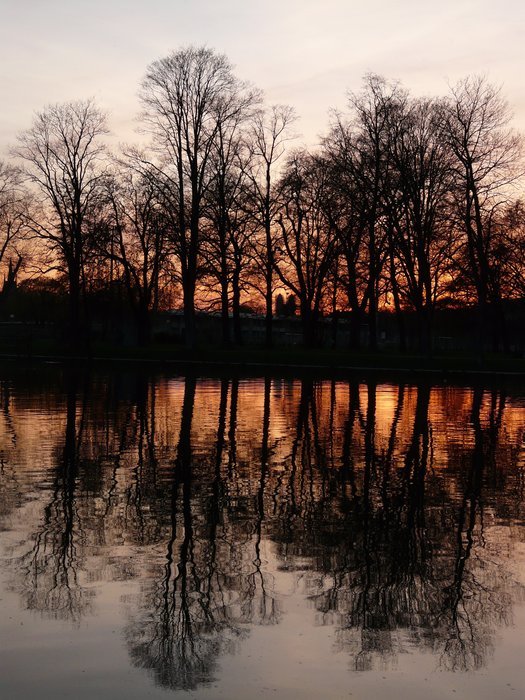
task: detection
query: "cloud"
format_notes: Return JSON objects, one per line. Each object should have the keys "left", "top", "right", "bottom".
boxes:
{"left": 0, "top": 0, "right": 523, "bottom": 152}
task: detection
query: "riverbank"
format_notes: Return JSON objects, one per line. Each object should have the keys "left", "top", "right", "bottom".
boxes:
{"left": 1, "top": 340, "right": 525, "bottom": 378}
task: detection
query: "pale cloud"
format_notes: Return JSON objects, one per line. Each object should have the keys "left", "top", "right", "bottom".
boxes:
{"left": 0, "top": 0, "right": 523, "bottom": 155}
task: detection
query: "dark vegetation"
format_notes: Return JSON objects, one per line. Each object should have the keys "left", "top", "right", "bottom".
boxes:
{"left": 1, "top": 48, "right": 524, "bottom": 367}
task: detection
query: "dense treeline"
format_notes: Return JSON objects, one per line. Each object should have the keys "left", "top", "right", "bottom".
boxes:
{"left": 1, "top": 46, "right": 524, "bottom": 352}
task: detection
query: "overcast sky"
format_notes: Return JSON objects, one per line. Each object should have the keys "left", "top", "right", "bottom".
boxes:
{"left": 1, "top": 0, "right": 524, "bottom": 155}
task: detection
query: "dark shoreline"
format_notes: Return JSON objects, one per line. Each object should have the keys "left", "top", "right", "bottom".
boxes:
{"left": 1, "top": 343, "right": 525, "bottom": 385}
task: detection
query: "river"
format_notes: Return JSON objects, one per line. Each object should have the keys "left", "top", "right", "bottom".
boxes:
{"left": 1, "top": 366, "right": 524, "bottom": 698}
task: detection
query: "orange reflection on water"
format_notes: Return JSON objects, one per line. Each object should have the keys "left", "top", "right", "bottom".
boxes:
{"left": 0, "top": 370, "right": 524, "bottom": 697}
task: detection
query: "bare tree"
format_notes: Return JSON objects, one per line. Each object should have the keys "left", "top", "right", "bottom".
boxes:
{"left": 385, "top": 97, "right": 454, "bottom": 353}
{"left": 139, "top": 46, "right": 244, "bottom": 348}
{"left": 245, "top": 104, "right": 296, "bottom": 347}
{"left": 439, "top": 76, "right": 523, "bottom": 352}
{"left": 104, "top": 165, "right": 169, "bottom": 345}
{"left": 15, "top": 100, "right": 108, "bottom": 347}
{"left": 346, "top": 75, "right": 402, "bottom": 350}
{"left": 322, "top": 118, "right": 372, "bottom": 349}
{"left": 0, "top": 162, "right": 26, "bottom": 306}
{"left": 496, "top": 199, "right": 525, "bottom": 299}
{"left": 275, "top": 150, "right": 338, "bottom": 346}
{"left": 202, "top": 84, "right": 261, "bottom": 344}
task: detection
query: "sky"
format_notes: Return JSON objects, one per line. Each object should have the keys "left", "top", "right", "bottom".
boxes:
{"left": 1, "top": 0, "right": 524, "bottom": 156}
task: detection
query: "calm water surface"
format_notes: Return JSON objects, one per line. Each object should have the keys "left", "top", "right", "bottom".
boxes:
{"left": 0, "top": 367, "right": 524, "bottom": 699}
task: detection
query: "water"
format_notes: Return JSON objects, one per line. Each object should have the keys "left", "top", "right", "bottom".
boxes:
{"left": 0, "top": 366, "right": 524, "bottom": 699}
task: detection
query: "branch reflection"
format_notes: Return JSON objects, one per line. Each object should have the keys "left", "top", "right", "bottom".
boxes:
{"left": 1, "top": 371, "right": 524, "bottom": 689}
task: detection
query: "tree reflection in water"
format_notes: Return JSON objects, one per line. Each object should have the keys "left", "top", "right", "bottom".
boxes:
{"left": 1, "top": 370, "right": 524, "bottom": 690}
{"left": 10, "top": 373, "right": 93, "bottom": 622}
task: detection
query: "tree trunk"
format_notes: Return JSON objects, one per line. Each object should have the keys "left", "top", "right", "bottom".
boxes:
{"left": 349, "top": 307, "right": 363, "bottom": 351}
{"left": 368, "top": 293, "right": 378, "bottom": 351}
{"left": 232, "top": 264, "right": 242, "bottom": 345}
{"left": 265, "top": 264, "right": 273, "bottom": 348}
{"left": 388, "top": 250, "right": 407, "bottom": 352}
{"left": 301, "top": 303, "right": 318, "bottom": 348}
{"left": 418, "top": 305, "right": 433, "bottom": 356}
{"left": 220, "top": 275, "right": 230, "bottom": 345}
{"left": 183, "top": 277, "right": 196, "bottom": 349}
{"left": 136, "top": 305, "right": 152, "bottom": 346}
{"left": 265, "top": 199, "right": 273, "bottom": 347}
{"left": 68, "top": 268, "right": 82, "bottom": 352}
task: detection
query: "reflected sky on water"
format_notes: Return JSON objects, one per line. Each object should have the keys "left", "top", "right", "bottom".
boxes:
{"left": 0, "top": 367, "right": 524, "bottom": 699}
